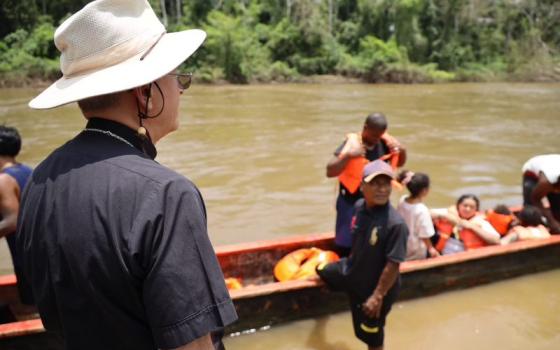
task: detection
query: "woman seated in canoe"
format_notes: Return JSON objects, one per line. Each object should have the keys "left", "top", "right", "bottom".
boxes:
{"left": 500, "top": 205, "right": 551, "bottom": 245}
{"left": 430, "top": 194, "right": 501, "bottom": 254}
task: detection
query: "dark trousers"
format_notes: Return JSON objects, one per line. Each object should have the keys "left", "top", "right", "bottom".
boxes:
{"left": 335, "top": 195, "right": 356, "bottom": 253}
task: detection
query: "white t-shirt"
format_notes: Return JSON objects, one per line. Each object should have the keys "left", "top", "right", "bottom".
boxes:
{"left": 397, "top": 196, "right": 435, "bottom": 260}
{"left": 522, "top": 154, "right": 560, "bottom": 184}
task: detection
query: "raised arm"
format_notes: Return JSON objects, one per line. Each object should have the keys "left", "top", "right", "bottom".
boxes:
{"left": 325, "top": 145, "right": 365, "bottom": 178}
{"left": 396, "top": 145, "right": 407, "bottom": 167}
{"left": 381, "top": 134, "right": 407, "bottom": 167}
{"left": 326, "top": 154, "right": 351, "bottom": 177}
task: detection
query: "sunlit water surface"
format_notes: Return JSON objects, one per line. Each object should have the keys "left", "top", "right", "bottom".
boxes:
{"left": 0, "top": 83, "right": 559, "bottom": 347}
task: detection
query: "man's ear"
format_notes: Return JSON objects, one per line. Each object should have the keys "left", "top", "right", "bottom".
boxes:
{"left": 133, "top": 84, "right": 153, "bottom": 111}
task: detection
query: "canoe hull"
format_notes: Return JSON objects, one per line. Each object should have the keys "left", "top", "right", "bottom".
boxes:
{"left": 2, "top": 234, "right": 560, "bottom": 348}
{"left": 227, "top": 235, "right": 560, "bottom": 333}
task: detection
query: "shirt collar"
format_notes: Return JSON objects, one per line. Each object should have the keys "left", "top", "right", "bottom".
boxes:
{"left": 85, "top": 117, "right": 157, "bottom": 159}
{"left": 365, "top": 201, "right": 390, "bottom": 215}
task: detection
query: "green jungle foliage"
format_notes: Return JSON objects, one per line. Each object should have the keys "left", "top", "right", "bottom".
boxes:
{"left": 1, "top": 0, "right": 559, "bottom": 85}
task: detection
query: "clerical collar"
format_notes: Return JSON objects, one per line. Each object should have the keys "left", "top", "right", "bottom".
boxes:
{"left": 84, "top": 118, "right": 157, "bottom": 159}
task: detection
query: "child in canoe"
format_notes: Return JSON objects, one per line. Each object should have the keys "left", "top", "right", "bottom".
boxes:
{"left": 396, "top": 170, "right": 439, "bottom": 260}
{"left": 501, "top": 206, "right": 551, "bottom": 244}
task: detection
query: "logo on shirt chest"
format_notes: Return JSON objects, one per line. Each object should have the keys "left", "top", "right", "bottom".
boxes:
{"left": 369, "top": 226, "right": 379, "bottom": 246}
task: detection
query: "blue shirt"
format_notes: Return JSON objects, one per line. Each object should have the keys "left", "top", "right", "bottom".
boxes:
{"left": 2, "top": 163, "right": 33, "bottom": 304}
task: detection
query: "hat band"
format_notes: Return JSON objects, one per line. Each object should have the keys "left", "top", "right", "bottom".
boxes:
{"left": 61, "top": 30, "right": 166, "bottom": 78}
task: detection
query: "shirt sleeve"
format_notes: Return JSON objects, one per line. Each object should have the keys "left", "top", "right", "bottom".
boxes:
{"left": 542, "top": 165, "right": 560, "bottom": 185}
{"left": 385, "top": 222, "right": 409, "bottom": 263}
{"left": 417, "top": 205, "right": 435, "bottom": 238}
{"left": 135, "top": 178, "right": 237, "bottom": 349}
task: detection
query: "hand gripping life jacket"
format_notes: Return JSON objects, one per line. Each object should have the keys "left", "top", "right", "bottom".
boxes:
{"left": 485, "top": 210, "right": 514, "bottom": 236}
{"left": 434, "top": 216, "right": 487, "bottom": 251}
{"left": 337, "top": 132, "right": 400, "bottom": 194}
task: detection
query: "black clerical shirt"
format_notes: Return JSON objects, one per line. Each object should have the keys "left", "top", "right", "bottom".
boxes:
{"left": 16, "top": 118, "right": 237, "bottom": 349}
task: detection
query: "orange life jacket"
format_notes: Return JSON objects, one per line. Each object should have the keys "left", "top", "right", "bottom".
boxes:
{"left": 485, "top": 210, "right": 514, "bottom": 236}
{"left": 337, "top": 132, "right": 400, "bottom": 194}
{"left": 224, "top": 277, "right": 243, "bottom": 290}
{"left": 273, "top": 248, "right": 339, "bottom": 282}
{"left": 434, "top": 217, "right": 487, "bottom": 251}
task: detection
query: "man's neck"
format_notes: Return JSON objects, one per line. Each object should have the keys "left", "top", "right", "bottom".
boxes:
{"left": 0, "top": 156, "right": 16, "bottom": 170}
{"left": 84, "top": 112, "right": 164, "bottom": 145}
{"left": 366, "top": 201, "right": 389, "bottom": 209}
{"left": 84, "top": 113, "right": 138, "bottom": 133}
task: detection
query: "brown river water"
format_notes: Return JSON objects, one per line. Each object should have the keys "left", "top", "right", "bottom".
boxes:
{"left": 1, "top": 83, "right": 559, "bottom": 348}
{"left": 224, "top": 269, "right": 560, "bottom": 350}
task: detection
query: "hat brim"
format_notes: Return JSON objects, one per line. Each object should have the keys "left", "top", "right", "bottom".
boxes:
{"left": 29, "top": 29, "right": 206, "bottom": 109}
{"left": 363, "top": 171, "right": 394, "bottom": 183}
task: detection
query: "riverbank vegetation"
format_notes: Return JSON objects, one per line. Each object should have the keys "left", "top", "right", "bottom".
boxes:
{"left": 1, "top": 0, "right": 559, "bottom": 86}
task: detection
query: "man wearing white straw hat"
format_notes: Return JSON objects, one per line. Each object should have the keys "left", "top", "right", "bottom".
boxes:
{"left": 16, "top": 1, "right": 237, "bottom": 349}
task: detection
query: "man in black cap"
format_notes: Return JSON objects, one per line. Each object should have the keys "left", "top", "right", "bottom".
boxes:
{"left": 318, "top": 159, "right": 408, "bottom": 350}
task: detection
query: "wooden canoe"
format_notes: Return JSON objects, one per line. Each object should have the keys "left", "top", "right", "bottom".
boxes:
{"left": 2, "top": 233, "right": 560, "bottom": 348}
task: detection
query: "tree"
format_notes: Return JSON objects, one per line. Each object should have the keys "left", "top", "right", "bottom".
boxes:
{"left": 0, "top": 0, "right": 39, "bottom": 38}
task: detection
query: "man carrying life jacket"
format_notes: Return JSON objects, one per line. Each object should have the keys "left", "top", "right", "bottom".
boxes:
{"left": 522, "top": 154, "right": 560, "bottom": 234}
{"left": 326, "top": 113, "right": 407, "bottom": 256}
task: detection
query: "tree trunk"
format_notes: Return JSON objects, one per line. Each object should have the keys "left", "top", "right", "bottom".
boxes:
{"left": 176, "top": 0, "right": 181, "bottom": 25}
{"left": 160, "top": 0, "right": 168, "bottom": 26}
{"left": 328, "top": 0, "right": 333, "bottom": 34}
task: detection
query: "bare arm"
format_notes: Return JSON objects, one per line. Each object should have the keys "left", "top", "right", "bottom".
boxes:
{"left": 169, "top": 333, "right": 213, "bottom": 350}
{"left": 530, "top": 173, "right": 560, "bottom": 233}
{"left": 422, "top": 238, "right": 440, "bottom": 257}
{"left": 395, "top": 144, "right": 407, "bottom": 167}
{"left": 326, "top": 154, "right": 351, "bottom": 178}
{"left": 325, "top": 144, "right": 365, "bottom": 178}
{"left": 500, "top": 229, "right": 520, "bottom": 245}
{"left": 430, "top": 207, "right": 460, "bottom": 225}
{"left": 0, "top": 174, "right": 20, "bottom": 238}
{"left": 362, "top": 260, "right": 400, "bottom": 318}
{"left": 382, "top": 136, "right": 407, "bottom": 167}
{"left": 461, "top": 218, "right": 500, "bottom": 245}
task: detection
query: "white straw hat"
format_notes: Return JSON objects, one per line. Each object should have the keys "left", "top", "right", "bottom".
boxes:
{"left": 29, "top": 0, "right": 206, "bottom": 109}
